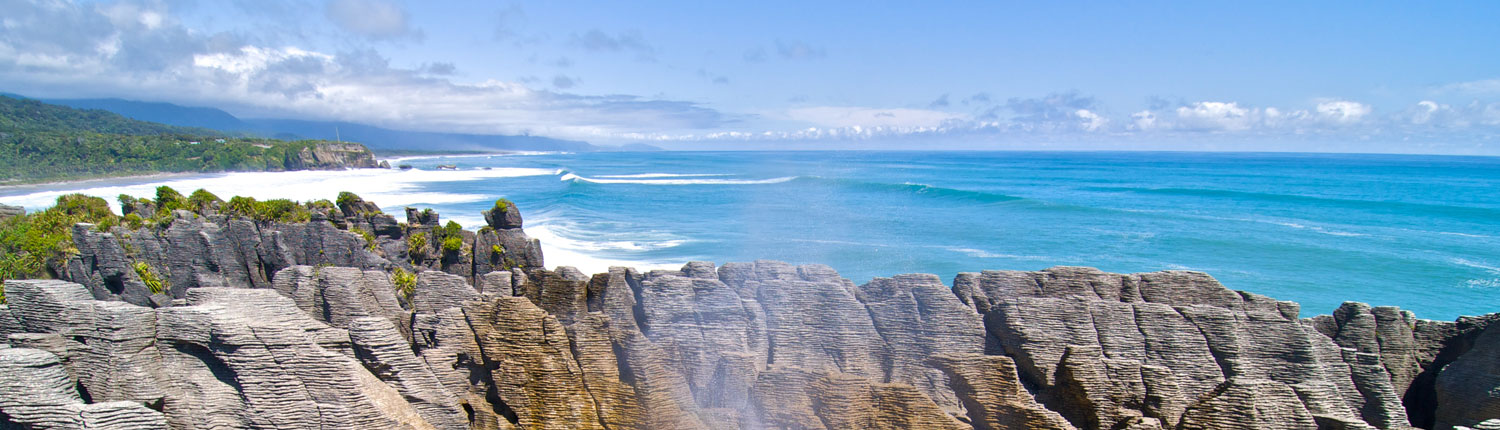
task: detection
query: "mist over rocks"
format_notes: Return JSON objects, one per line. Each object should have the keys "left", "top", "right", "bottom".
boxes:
{"left": 0, "top": 203, "right": 1497, "bottom": 429}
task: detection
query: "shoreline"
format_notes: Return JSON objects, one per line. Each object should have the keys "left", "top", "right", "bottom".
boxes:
{"left": 0, "top": 171, "right": 215, "bottom": 196}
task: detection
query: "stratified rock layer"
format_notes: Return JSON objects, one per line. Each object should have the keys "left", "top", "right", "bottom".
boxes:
{"left": 5, "top": 205, "right": 1497, "bottom": 429}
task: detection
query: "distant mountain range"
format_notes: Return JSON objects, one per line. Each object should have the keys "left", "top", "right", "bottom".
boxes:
{"left": 17, "top": 95, "right": 657, "bottom": 153}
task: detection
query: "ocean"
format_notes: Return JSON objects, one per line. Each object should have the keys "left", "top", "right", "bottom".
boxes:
{"left": 3, "top": 151, "right": 1497, "bottom": 320}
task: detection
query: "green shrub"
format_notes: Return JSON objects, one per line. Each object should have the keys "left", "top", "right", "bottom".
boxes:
{"left": 336, "top": 191, "right": 361, "bottom": 208}
{"left": 352, "top": 227, "right": 377, "bottom": 251}
{"left": 121, "top": 213, "right": 144, "bottom": 230}
{"left": 442, "top": 235, "right": 463, "bottom": 253}
{"left": 493, "top": 198, "right": 512, "bottom": 213}
{"left": 56, "top": 194, "right": 114, "bottom": 220}
{"left": 223, "top": 196, "right": 257, "bottom": 217}
{"left": 407, "top": 232, "right": 428, "bottom": 259}
{"left": 155, "top": 186, "right": 186, "bottom": 212}
{"left": 391, "top": 267, "right": 416, "bottom": 300}
{"left": 491, "top": 244, "right": 505, "bottom": 255}
{"left": 132, "top": 261, "right": 167, "bottom": 295}
{"left": 151, "top": 213, "right": 174, "bottom": 230}
{"left": 441, "top": 221, "right": 462, "bottom": 238}
{"left": 187, "top": 189, "right": 221, "bottom": 212}
{"left": 256, "top": 199, "right": 310, "bottom": 223}
{"left": 307, "top": 199, "right": 335, "bottom": 211}
{"left": 0, "top": 194, "right": 123, "bottom": 285}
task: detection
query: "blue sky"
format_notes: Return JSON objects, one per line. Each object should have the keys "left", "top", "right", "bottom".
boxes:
{"left": 3, "top": 0, "right": 1500, "bottom": 153}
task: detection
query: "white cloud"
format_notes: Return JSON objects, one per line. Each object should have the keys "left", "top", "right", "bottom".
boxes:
{"left": 1075, "top": 109, "right": 1107, "bottom": 131}
{"left": 1131, "top": 110, "right": 1157, "bottom": 130}
{"left": 0, "top": 0, "right": 730, "bottom": 142}
{"left": 1314, "top": 100, "right": 1372, "bottom": 124}
{"left": 1174, "top": 102, "right": 1254, "bottom": 131}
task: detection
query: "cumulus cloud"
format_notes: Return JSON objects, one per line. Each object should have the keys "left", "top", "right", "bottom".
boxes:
{"left": 996, "top": 92, "right": 1108, "bottom": 132}
{"left": 1126, "top": 99, "right": 1376, "bottom": 133}
{"left": 1313, "top": 100, "right": 1372, "bottom": 124}
{"left": 0, "top": 0, "right": 730, "bottom": 141}
{"left": 1396, "top": 100, "right": 1500, "bottom": 128}
{"left": 325, "top": 0, "right": 423, "bottom": 41}
{"left": 1173, "top": 101, "right": 1255, "bottom": 131}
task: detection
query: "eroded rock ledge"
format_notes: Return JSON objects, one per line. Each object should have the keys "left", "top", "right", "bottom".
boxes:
{"left": 1, "top": 205, "right": 1496, "bottom": 429}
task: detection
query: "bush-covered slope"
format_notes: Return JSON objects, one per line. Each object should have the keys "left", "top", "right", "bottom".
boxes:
{"left": 0, "top": 95, "right": 370, "bottom": 183}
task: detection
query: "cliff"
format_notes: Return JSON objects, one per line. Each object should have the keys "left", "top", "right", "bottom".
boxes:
{"left": 0, "top": 203, "right": 1496, "bottom": 429}
{"left": 285, "top": 142, "right": 381, "bottom": 170}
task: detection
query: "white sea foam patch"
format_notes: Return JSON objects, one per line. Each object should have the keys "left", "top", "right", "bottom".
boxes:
{"left": 0, "top": 168, "right": 555, "bottom": 213}
{"left": 594, "top": 173, "right": 733, "bottom": 179}
{"left": 1440, "top": 231, "right": 1494, "bottom": 239}
{"left": 561, "top": 173, "right": 796, "bottom": 185}
{"left": 525, "top": 223, "right": 689, "bottom": 275}
{"left": 942, "top": 247, "right": 1059, "bottom": 261}
{"left": 1452, "top": 258, "right": 1500, "bottom": 274}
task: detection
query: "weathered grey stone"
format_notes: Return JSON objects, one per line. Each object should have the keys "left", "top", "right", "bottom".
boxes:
{"left": 483, "top": 199, "right": 524, "bottom": 229}
{"left": 349, "top": 316, "right": 468, "bottom": 429}
{"left": 0, "top": 348, "right": 167, "bottom": 429}
{"left": 1435, "top": 323, "right": 1500, "bottom": 430}
{"left": 273, "top": 265, "right": 408, "bottom": 337}
{"left": 855, "top": 274, "right": 985, "bottom": 412}
{"left": 930, "top": 353, "right": 1078, "bottom": 430}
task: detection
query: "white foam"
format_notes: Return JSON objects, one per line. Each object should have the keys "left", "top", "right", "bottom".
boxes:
{"left": 525, "top": 223, "right": 689, "bottom": 275}
{"left": 594, "top": 173, "right": 732, "bottom": 179}
{"left": 561, "top": 173, "right": 796, "bottom": 185}
{"left": 1462, "top": 278, "right": 1500, "bottom": 289}
{"left": 1440, "top": 231, "right": 1493, "bottom": 239}
{"left": 1452, "top": 258, "right": 1500, "bottom": 274}
{"left": 0, "top": 167, "right": 555, "bottom": 214}
{"left": 943, "top": 247, "right": 1056, "bottom": 261}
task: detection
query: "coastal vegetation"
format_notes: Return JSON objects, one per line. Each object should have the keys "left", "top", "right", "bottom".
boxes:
{"left": 0, "top": 95, "right": 370, "bottom": 184}
{"left": 0, "top": 188, "right": 403, "bottom": 303}
{"left": 390, "top": 267, "right": 416, "bottom": 301}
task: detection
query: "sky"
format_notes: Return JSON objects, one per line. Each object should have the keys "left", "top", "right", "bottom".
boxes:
{"left": 3, "top": 0, "right": 1500, "bottom": 153}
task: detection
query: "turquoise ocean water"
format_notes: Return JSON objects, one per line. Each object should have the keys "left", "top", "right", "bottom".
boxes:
{"left": 6, "top": 151, "right": 1498, "bottom": 320}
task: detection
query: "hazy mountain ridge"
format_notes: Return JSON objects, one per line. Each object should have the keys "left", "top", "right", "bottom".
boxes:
{"left": 34, "top": 95, "right": 609, "bottom": 153}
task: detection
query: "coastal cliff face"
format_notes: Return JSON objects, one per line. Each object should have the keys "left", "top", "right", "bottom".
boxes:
{"left": 285, "top": 142, "right": 380, "bottom": 170}
{"left": 1, "top": 204, "right": 1496, "bottom": 429}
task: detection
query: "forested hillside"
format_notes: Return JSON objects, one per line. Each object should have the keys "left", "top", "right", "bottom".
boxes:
{"left": 0, "top": 95, "right": 369, "bottom": 183}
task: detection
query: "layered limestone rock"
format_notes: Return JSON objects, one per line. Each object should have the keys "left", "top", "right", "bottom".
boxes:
{"left": 61, "top": 202, "right": 544, "bottom": 305}
{"left": 956, "top": 267, "right": 1437, "bottom": 430}
{"left": 6, "top": 203, "right": 1498, "bottom": 429}
{"left": 0, "top": 279, "right": 435, "bottom": 429}
{"left": 0, "top": 348, "right": 165, "bottom": 429}
{"left": 1434, "top": 323, "right": 1500, "bottom": 429}
{"left": 285, "top": 142, "right": 379, "bottom": 170}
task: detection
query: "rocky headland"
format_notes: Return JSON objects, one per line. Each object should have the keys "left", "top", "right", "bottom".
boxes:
{"left": 0, "top": 199, "right": 1496, "bottom": 429}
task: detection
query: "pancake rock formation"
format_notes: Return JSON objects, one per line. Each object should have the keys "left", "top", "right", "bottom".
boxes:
{"left": 1, "top": 204, "right": 1496, "bottom": 429}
